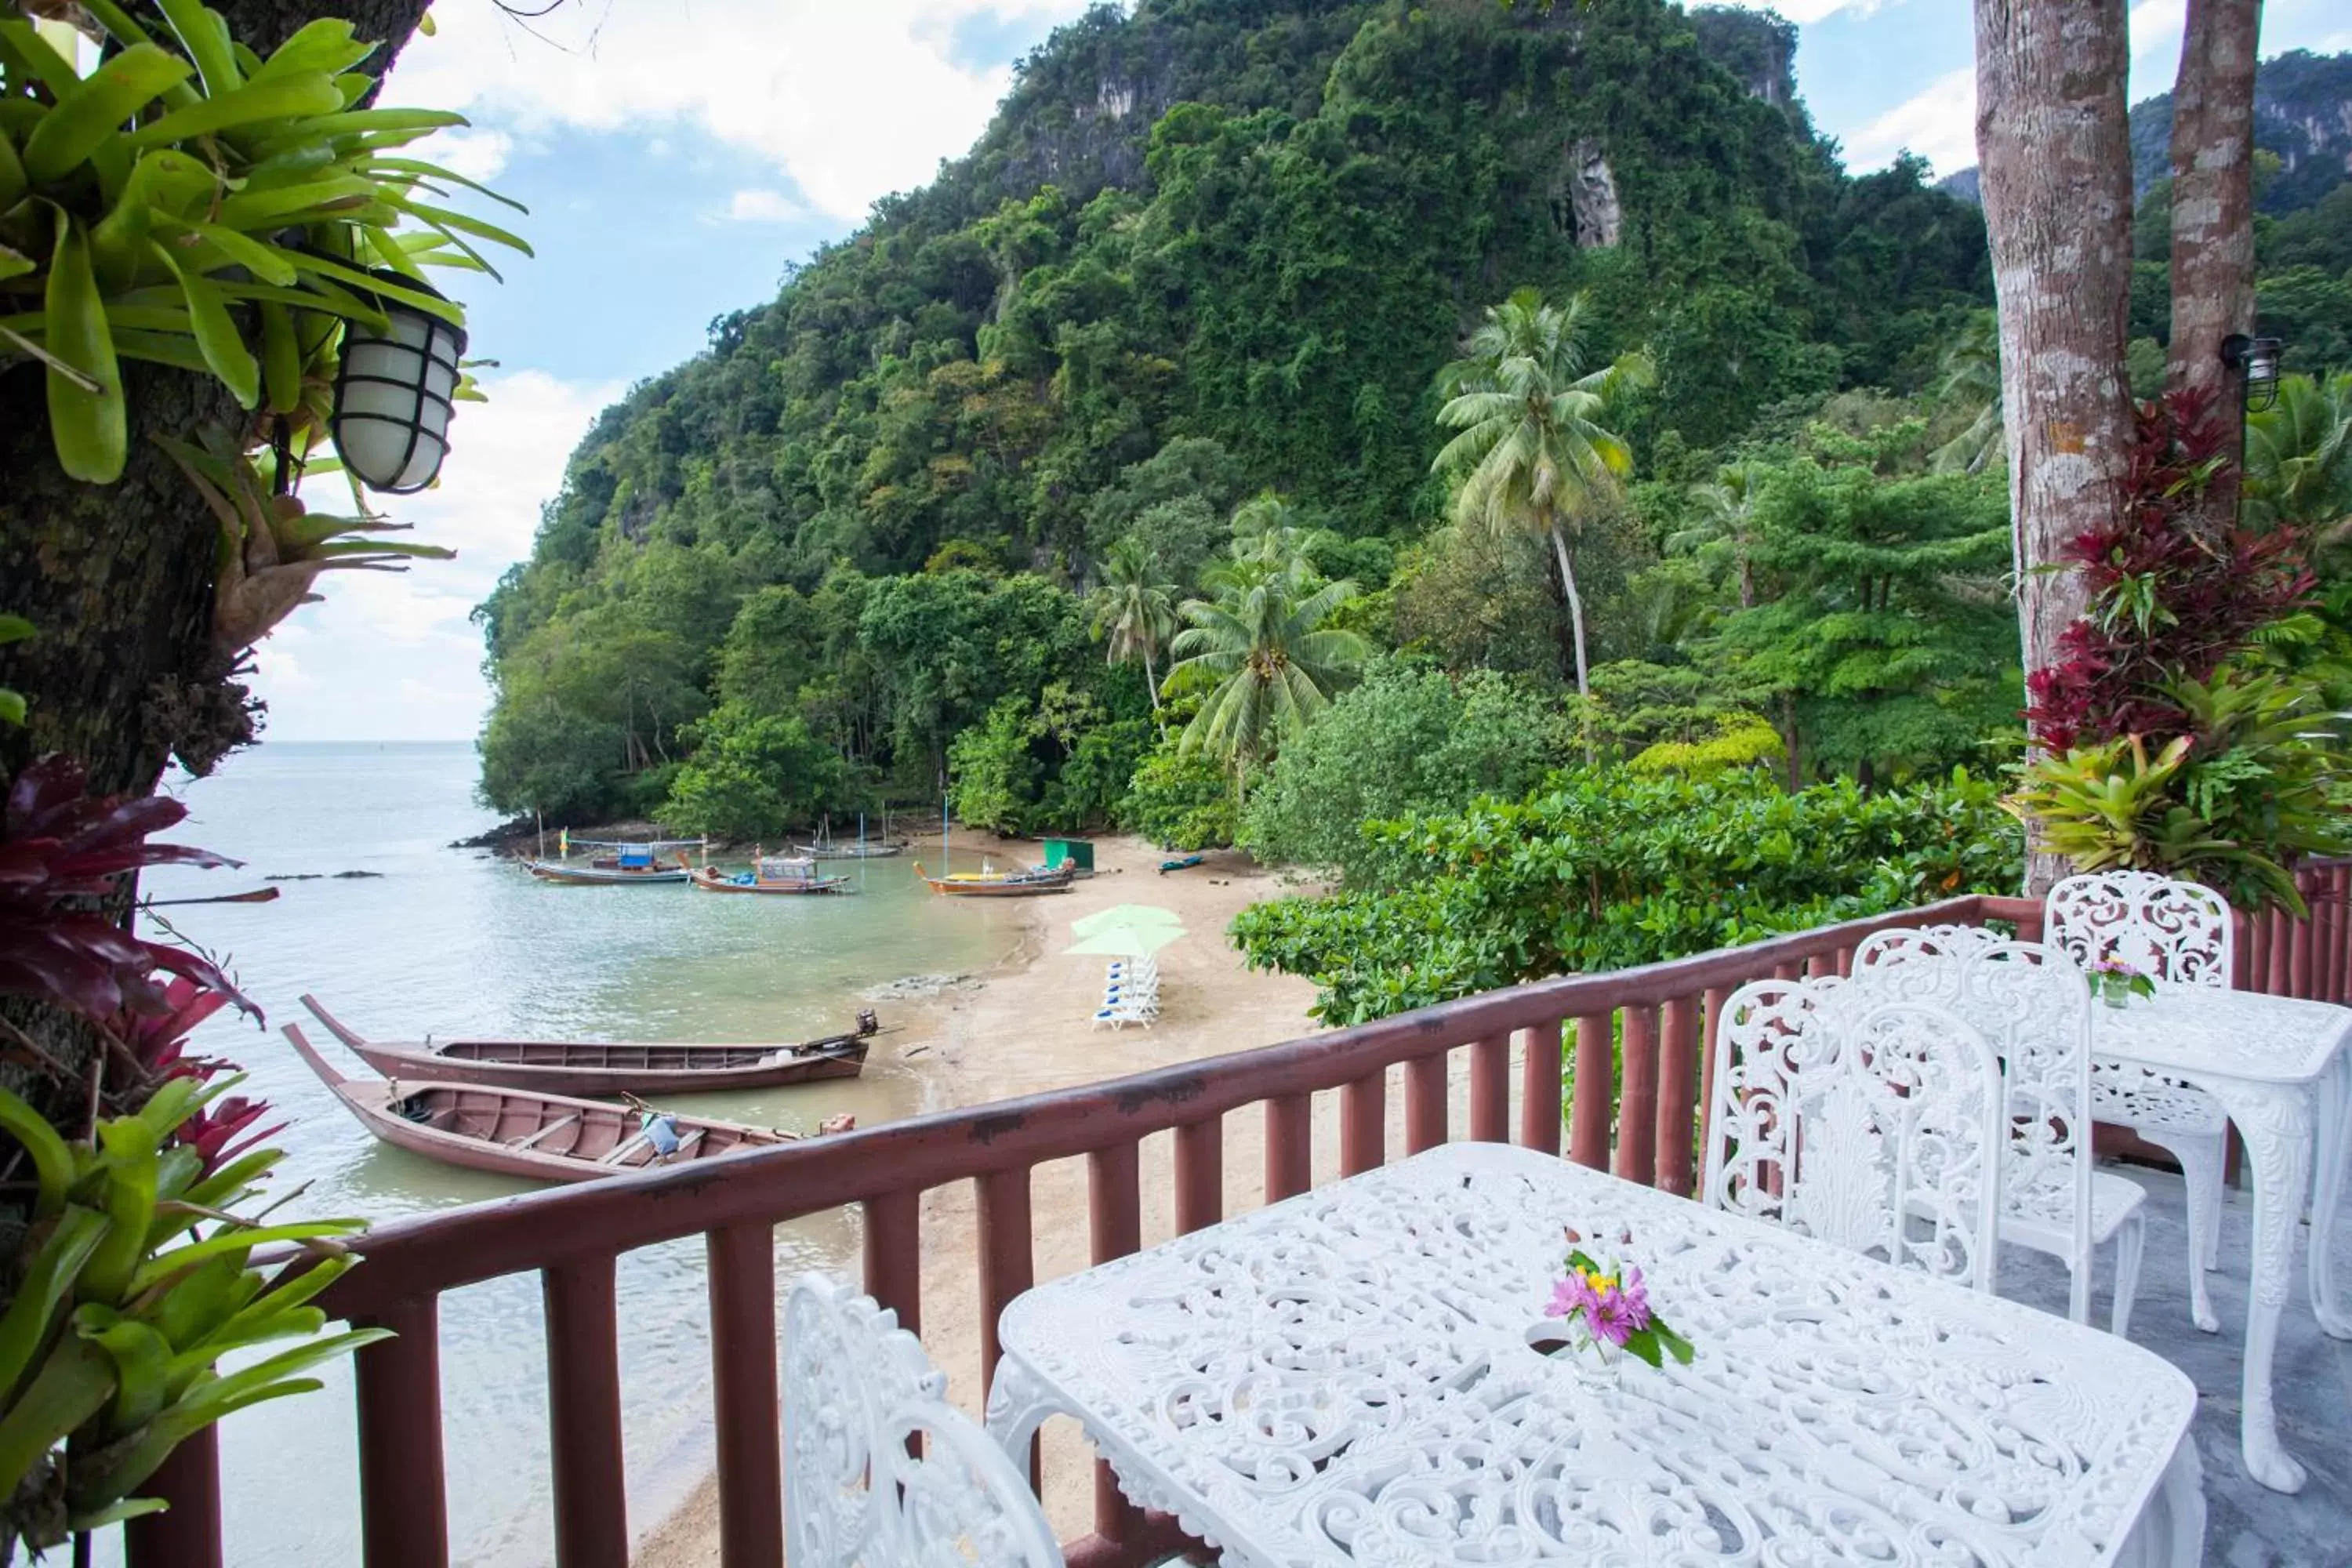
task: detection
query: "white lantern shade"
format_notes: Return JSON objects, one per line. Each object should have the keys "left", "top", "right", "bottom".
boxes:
{"left": 330, "top": 281, "right": 467, "bottom": 494}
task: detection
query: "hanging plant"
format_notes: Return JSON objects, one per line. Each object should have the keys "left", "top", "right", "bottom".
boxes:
{"left": 0, "top": 0, "right": 528, "bottom": 485}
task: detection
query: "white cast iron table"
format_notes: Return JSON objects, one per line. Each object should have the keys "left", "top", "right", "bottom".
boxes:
{"left": 2088, "top": 983, "right": 2352, "bottom": 1492}
{"left": 989, "top": 1142, "right": 2202, "bottom": 1566}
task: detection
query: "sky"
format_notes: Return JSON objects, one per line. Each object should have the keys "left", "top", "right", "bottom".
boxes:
{"left": 252, "top": 0, "right": 2352, "bottom": 744}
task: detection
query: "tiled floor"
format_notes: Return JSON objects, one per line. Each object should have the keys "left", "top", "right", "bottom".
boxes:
{"left": 1996, "top": 1164, "right": 2352, "bottom": 1567}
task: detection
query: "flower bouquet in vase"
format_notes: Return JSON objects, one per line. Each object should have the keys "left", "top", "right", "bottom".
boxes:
{"left": 2092, "top": 958, "right": 2155, "bottom": 1010}
{"left": 1541, "top": 1227, "right": 1694, "bottom": 1377}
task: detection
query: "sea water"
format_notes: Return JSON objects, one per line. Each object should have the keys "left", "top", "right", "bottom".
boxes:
{"left": 125, "top": 742, "right": 1018, "bottom": 1565}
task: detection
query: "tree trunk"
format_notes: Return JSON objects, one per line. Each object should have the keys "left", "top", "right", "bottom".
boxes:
{"left": 1548, "top": 523, "right": 1590, "bottom": 699}
{"left": 1974, "top": 0, "right": 2138, "bottom": 893}
{"left": 1143, "top": 648, "right": 1165, "bottom": 739}
{"left": 2165, "top": 0, "right": 2262, "bottom": 412}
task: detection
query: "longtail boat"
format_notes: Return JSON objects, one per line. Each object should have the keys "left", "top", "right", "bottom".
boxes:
{"left": 297, "top": 994, "right": 877, "bottom": 1095}
{"left": 524, "top": 837, "right": 699, "bottom": 884}
{"left": 689, "top": 854, "right": 852, "bottom": 895}
{"left": 912, "top": 859, "right": 1076, "bottom": 897}
{"left": 285, "top": 1023, "right": 855, "bottom": 1183}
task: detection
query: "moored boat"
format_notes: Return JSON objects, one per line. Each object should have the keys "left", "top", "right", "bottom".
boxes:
{"left": 524, "top": 837, "right": 699, "bottom": 884}
{"left": 689, "top": 854, "right": 853, "bottom": 895}
{"left": 793, "top": 815, "right": 909, "bottom": 859}
{"left": 285, "top": 1023, "right": 854, "bottom": 1183}
{"left": 911, "top": 859, "right": 1076, "bottom": 897}
{"left": 298, "top": 994, "right": 877, "bottom": 1095}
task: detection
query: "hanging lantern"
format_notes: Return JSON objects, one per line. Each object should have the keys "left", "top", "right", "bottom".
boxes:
{"left": 2220, "top": 332, "right": 2284, "bottom": 414}
{"left": 329, "top": 272, "right": 466, "bottom": 493}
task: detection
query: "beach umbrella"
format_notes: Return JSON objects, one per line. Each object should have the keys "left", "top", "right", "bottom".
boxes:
{"left": 1071, "top": 903, "right": 1184, "bottom": 938}
{"left": 1064, "top": 924, "right": 1185, "bottom": 958}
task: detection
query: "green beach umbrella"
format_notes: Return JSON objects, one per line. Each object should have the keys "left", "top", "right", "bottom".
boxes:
{"left": 1071, "top": 903, "right": 1185, "bottom": 938}
{"left": 1065, "top": 924, "right": 1186, "bottom": 957}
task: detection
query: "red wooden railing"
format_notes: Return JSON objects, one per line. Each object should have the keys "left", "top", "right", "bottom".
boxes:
{"left": 126, "top": 866, "right": 2352, "bottom": 1568}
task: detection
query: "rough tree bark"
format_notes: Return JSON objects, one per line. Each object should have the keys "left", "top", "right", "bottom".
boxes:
{"left": 1974, "top": 0, "right": 2140, "bottom": 892}
{"left": 2165, "top": 0, "right": 2263, "bottom": 414}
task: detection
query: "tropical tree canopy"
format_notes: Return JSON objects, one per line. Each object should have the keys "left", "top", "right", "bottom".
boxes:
{"left": 1164, "top": 540, "right": 1368, "bottom": 787}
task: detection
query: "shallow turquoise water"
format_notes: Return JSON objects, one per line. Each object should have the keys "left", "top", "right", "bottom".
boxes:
{"left": 124, "top": 742, "right": 1019, "bottom": 1566}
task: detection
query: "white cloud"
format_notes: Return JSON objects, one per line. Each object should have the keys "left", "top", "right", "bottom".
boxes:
{"left": 423, "top": 126, "right": 516, "bottom": 183}
{"left": 722, "top": 187, "right": 807, "bottom": 223}
{"left": 383, "top": 0, "right": 1092, "bottom": 222}
{"left": 1841, "top": 64, "right": 1976, "bottom": 177}
{"left": 248, "top": 371, "right": 626, "bottom": 742}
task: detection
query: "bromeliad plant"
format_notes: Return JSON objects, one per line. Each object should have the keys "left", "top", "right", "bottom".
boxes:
{"left": 0, "top": 755, "right": 381, "bottom": 1558}
{"left": 0, "top": 0, "right": 528, "bottom": 485}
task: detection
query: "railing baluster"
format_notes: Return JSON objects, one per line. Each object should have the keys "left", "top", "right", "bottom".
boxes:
{"left": 2292, "top": 873, "right": 2317, "bottom": 999}
{"left": 2333, "top": 866, "right": 2351, "bottom": 1003}
{"left": 710, "top": 1222, "right": 783, "bottom": 1568}
{"left": 1519, "top": 1020, "right": 1565, "bottom": 1156}
{"left": 1617, "top": 1004, "right": 1658, "bottom": 1186}
{"left": 2236, "top": 907, "right": 2258, "bottom": 990}
{"left": 2268, "top": 905, "right": 2292, "bottom": 995}
{"left": 126, "top": 1422, "right": 220, "bottom": 1568}
{"left": 862, "top": 1190, "right": 921, "bottom": 1335}
{"left": 354, "top": 1296, "right": 448, "bottom": 1568}
{"left": 976, "top": 1167, "right": 1035, "bottom": 1386}
{"left": 1468, "top": 1033, "right": 1510, "bottom": 1142}
{"left": 1568, "top": 1014, "right": 1611, "bottom": 1167}
{"left": 1174, "top": 1116, "right": 1223, "bottom": 1232}
{"left": 1405, "top": 1054, "right": 1447, "bottom": 1154}
{"left": 544, "top": 1257, "right": 628, "bottom": 1568}
{"left": 1266, "top": 1094, "right": 1312, "bottom": 1199}
{"left": 1340, "top": 1072, "right": 1385, "bottom": 1175}
{"left": 1655, "top": 996, "right": 1699, "bottom": 1197}
{"left": 1697, "top": 984, "right": 1730, "bottom": 1196}
{"left": 1087, "top": 1145, "right": 1145, "bottom": 1544}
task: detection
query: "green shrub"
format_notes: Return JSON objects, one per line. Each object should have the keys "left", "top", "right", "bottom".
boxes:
{"left": 660, "top": 704, "right": 855, "bottom": 840}
{"left": 1237, "top": 660, "right": 1570, "bottom": 879}
{"left": 1120, "top": 736, "right": 1237, "bottom": 850}
{"left": 1231, "top": 766, "right": 2023, "bottom": 1023}
{"left": 948, "top": 698, "right": 1044, "bottom": 833}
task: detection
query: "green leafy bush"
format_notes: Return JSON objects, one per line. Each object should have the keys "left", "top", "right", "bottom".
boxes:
{"left": 1232, "top": 766, "right": 2022, "bottom": 1023}
{"left": 947, "top": 698, "right": 1042, "bottom": 834}
{"left": 2005, "top": 666, "right": 2352, "bottom": 913}
{"left": 1120, "top": 735, "right": 1236, "bottom": 850}
{"left": 1237, "top": 660, "right": 1569, "bottom": 880}
{"left": 659, "top": 703, "right": 854, "bottom": 840}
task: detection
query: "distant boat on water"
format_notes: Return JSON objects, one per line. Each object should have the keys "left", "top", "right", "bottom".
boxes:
{"left": 524, "top": 834, "right": 699, "bottom": 884}
{"left": 296, "top": 993, "right": 879, "bottom": 1094}
{"left": 793, "top": 814, "right": 908, "bottom": 860}
{"left": 912, "top": 859, "right": 1076, "bottom": 897}
{"left": 284, "top": 1022, "right": 854, "bottom": 1183}
{"left": 689, "top": 853, "right": 854, "bottom": 895}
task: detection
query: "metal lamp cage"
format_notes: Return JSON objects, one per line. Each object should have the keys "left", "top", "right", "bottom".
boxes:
{"left": 329, "top": 271, "right": 468, "bottom": 494}
{"left": 2221, "top": 332, "right": 2285, "bottom": 415}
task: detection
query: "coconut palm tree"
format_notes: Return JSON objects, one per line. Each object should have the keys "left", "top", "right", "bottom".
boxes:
{"left": 1433, "top": 288, "right": 1653, "bottom": 697}
{"left": 1163, "top": 561, "right": 1367, "bottom": 799}
{"left": 1091, "top": 537, "right": 1178, "bottom": 735}
{"left": 1670, "top": 459, "right": 1767, "bottom": 609}
{"left": 1929, "top": 310, "right": 2004, "bottom": 475}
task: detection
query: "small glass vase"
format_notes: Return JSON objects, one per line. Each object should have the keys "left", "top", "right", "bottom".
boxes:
{"left": 2100, "top": 981, "right": 2133, "bottom": 1009}
{"left": 1533, "top": 1316, "right": 1625, "bottom": 1382}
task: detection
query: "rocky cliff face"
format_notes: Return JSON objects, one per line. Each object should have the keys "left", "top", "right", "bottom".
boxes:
{"left": 2129, "top": 48, "right": 2350, "bottom": 211}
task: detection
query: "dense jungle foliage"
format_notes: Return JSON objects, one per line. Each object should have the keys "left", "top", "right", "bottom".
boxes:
{"left": 474, "top": 0, "right": 2352, "bottom": 1015}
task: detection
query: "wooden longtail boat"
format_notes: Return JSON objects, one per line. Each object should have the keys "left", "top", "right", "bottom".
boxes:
{"left": 911, "top": 860, "right": 1076, "bottom": 897}
{"left": 285, "top": 1023, "right": 854, "bottom": 1183}
{"left": 689, "top": 855, "right": 853, "bottom": 895}
{"left": 525, "top": 840, "right": 698, "bottom": 885}
{"left": 793, "top": 815, "right": 909, "bottom": 859}
{"left": 297, "top": 994, "right": 877, "bottom": 1095}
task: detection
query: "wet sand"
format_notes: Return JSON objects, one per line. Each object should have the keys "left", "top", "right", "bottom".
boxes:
{"left": 634, "top": 833, "right": 1331, "bottom": 1562}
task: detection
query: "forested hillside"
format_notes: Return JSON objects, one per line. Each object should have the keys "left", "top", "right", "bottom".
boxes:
{"left": 473, "top": 1, "right": 2347, "bottom": 851}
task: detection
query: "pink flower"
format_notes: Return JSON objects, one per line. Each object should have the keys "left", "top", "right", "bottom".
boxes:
{"left": 1588, "top": 1288, "right": 1636, "bottom": 1346}
{"left": 1619, "top": 1265, "right": 1653, "bottom": 1333}
{"left": 1548, "top": 1273, "right": 1594, "bottom": 1319}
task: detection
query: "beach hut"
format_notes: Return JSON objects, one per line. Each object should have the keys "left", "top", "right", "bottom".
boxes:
{"left": 1041, "top": 837, "right": 1096, "bottom": 876}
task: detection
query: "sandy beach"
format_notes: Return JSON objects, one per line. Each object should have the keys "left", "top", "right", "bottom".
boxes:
{"left": 635, "top": 833, "right": 1330, "bottom": 1562}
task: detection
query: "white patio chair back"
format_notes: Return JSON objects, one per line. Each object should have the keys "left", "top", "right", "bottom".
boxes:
{"left": 1849, "top": 924, "right": 2000, "bottom": 1004}
{"left": 1958, "top": 942, "right": 2096, "bottom": 1273}
{"left": 784, "top": 1274, "right": 1063, "bottom": 1568}
{"left": 2044, "top": 869, "right": 2234, "bottom": 987}
{"left": 1704, "top": 978, "right": 2003, "bottom": 1290}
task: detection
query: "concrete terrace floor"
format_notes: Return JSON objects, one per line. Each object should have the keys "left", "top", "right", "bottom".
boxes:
{"left": 1997, "top": 1163, "right": 2351, "bottom": 1567}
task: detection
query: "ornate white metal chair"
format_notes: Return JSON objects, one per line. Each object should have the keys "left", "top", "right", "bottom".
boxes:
{"left": 1961, "top": 941, "right": 2151, "bottom": 1332}
{"left": 1703, "top": 978, "right": 2004, "bottom": 1290}
{"left": 784, "top": 1273, "right": 1063, "bottom": 1568}
{"left": 2045, "top": 869, "right": 2236, "bottom": 1333}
